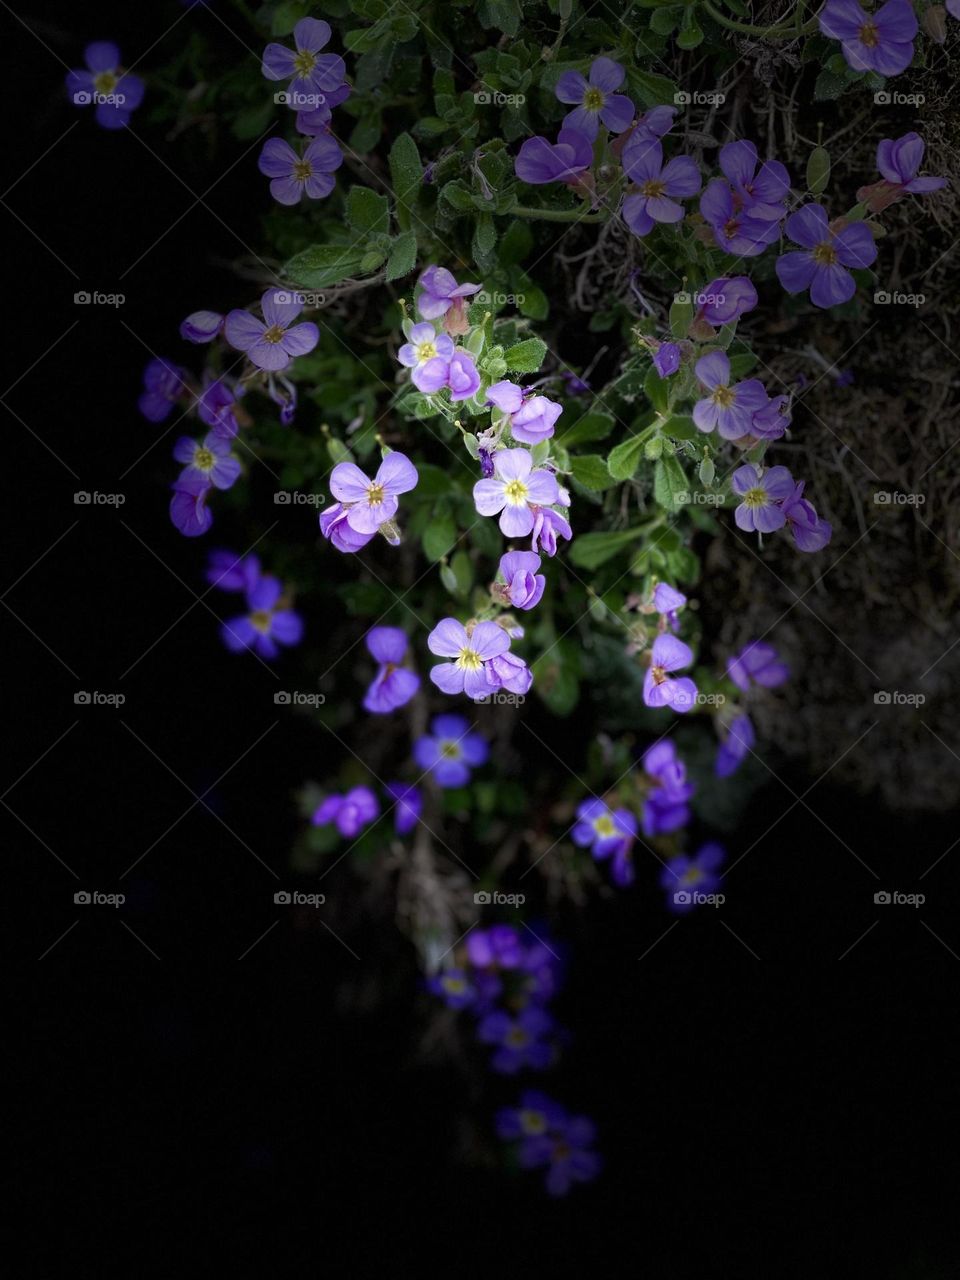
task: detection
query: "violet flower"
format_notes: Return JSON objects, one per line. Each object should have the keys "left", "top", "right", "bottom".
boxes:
{"left": 518, "top": 1112, "right": 602, "bottom": 1197}
{"left": 496, "top": 1091, "right": 567, "bottom": 1141}
{"left": 426, "top": 618, "right": 511, "bottom": 699}
{"left": 206, "top": 549, "right": 261, "bottom": 593}
{"left": 261, "top": 18, "right": 346, "bottom": 103}
{"left": 514, "top": 128, "right": 593, "bottom": 186}
{"left": 413, "top": 714, "right": 488, "bottom": 787}
{"left": 385, "top": 782, "right": 422, "bottom": 836}
{"left": 693, "top": 351, "right": 769, "bottom": 440}
{"left": 497, "top": 550, "right": 546, "bottom": 611}
{"left": 138, "top": 358, "right": 185, "bottom": 423}
{"left": 180, "top": 310, "right": 223, "bottom": 344}
{"left": 221, "top": 574, "right": 303, "bottom": 659}
{"left": 531, "top": 506, "right": 572, "bottom": 557}
{"left": 397, "top": 322, "right": 454, "bottom": 393}
{"left": 731, "top": 463, "right": 795, "bottom": 533}
{"left": 66, "top": 42, "right": 144, "bottom": 130}
{"left": 197, "top": 376, "right": 242, "bottom": 439}
{"left": 295, "top": 82, "right": 352, "bottom": 134}
{"left": 727, "top": 641, "right": 789, "bottom": 692}
{"left": 487, "top": 381, "right": 563, "bottom": 445}
{"left": 652, "top": 582, "right": 686, "bottom": 632}
{"left": 660, "top": 842, "right": 726, "bottom": 913}
{"left": 715, "top": 139, "right": 790, "bottom": 221}
{"left": 716, "top": 713, "right": 755, "bottom": 779}
{"left": 477, "top": 1006, "right": 556, "bottom": 1074}
{"left": 319, "top": 503, "right": 375, "bottom": 554}
{"left": 427, "top": 968, "right": 478, "bottom": 1010}
{"left": 782, "top": 480, "right": 832, "bottom": 552}
{"left": 621, "top": 137, "right": 701, "bottom": 237}
{"left": 312, "top": 786, "right": 379, "bottom": 839}
{"left": 699, "top": 178, "right": 783, "bottom": 257}
{"left": 819, "top": 0, "right": 917, "bottom": 77}
{"left": 328, "top": 451, "right": 419, "bottom": 541}
{"left": 446, "top": 351, "right": 481, "bottom": 402}
{"left": 173, "top": 432, "right": 241, "bottom": 491}
{"left": 642, "top": 740, "right": 694, "bottom": 837}
{"left": 224, "top": 290, "right": 319, "bottom": 372}
{"left": 652, "top": 342, "right": 681, "bottom": 378}
{"left": 258, "top": 135, "right": 343, "bottom": 204}
{"left": 776, "top": 205, "right": 877, "bottom": 309}
{"left": 643, "top": 634, "right": 698, "bottom": 713}
{"left": 362, "top": 627, "right": 419, "bottom": 714}
{"left": 572, "top": 798, "right": 638, "bottom": 886}
{"left": 416, "top": 266, "right": 482, "bottom": 321}
{"left": 473, "top": 448, "right": 560, "bottom": 537}
{"left": 554, "top": 56, "right": 634, "bottom": 140}
{"left": 694, "top": 277, "right": 758, "bottom": 328}
{"left": 169, "top": 471, "right": 213, "bottom": 538}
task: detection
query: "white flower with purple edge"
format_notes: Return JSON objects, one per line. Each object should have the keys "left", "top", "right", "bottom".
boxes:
{"left": 473, "top": 448, "right": 560, "bottom": 537}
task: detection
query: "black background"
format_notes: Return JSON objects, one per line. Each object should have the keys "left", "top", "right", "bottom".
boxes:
{"left": 8, "top": 3, "right": 960, "bottom": 1272}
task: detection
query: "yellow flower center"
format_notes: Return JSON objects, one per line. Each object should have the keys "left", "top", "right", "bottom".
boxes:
{"left": 743, "top": 486, "right": 768, "bottom": 508}
{"left": 293, "top": 159, "right": 313, "bottom": 181}
{"left": 521, "top": 1110, "right": 548, "bottom": 1135}
{"left": 416, "top": 340, "right": 437, "bottom": 362}
{"left": 250, "top": 610, "right": 272, "bottom": 634}
{"left": 583, "top": 87, "right": 605, "bottom": 111}
{"left": 293, "top": 49, "right": 318, "bottom": 75}
{"left": 440, "top": 740, "right": 461, "bottom": 759}
{"left": 93, "top": 71, "right": 118, "bottom": 95}
{"left": 503, "top": 479, "right": 529, "bottom": 505}
{"left": 859, "top": 20, "right": 879, "bottom": 47}
{"left": 641, "top": 179, "right": 666, "bottom": 199}
{"left": 194, "top": 447, "right": 216, "bottom": 470}
{"left": 651, "top": 664, "right": 667, "bottom": 685}
{"left": 594, "top": 815, "right": 616, "bottom": 837}
{"left": 812, "top": 241, "right": 837, "bottom": 266}
{"left": 681, "top": 867, "right": 703, "bottom": 885}
{"left": 506, "top": 1027, "right": 529, "bottom": 1047}
{"left": 456, "top": 647, "right": 482, "bottom": 672}
{"left": 711, "top": 385, "right": 735, "bottom": 408}
{"left": 366, "top": 483, "right": 385, "bottom": 506}
{"left": 444, "top": 976, "right": 466, "bottom": 993}
{"left": 263, "top": 324, "right": 286, "bottom": 344}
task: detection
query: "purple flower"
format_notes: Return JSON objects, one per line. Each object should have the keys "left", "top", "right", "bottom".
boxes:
{"left": 66, "top": 42, "right": 144, "bottom": 130}
{"left": 642, "top": 740, "right": 694, "bottom": 837}
{"left": 716, "top": 713, "right": 755, "bottom": 778}
{"left": 426, "top": 618, "right": 511, "bottom": 699}
{"left": 750, "top": 393, "right": 791, "bottom": 442}
{"left": 221, "top": 574, "right": 303, "bottom": 659}
{"left": 362, "top": 627, "right": 419, "bottom": 714}
{"left": 416, "top": 266, "right": 482, "bottom": 321}
{"left": 295, "top": 82, "right": 352, "bottom": 134}
{"left": 206, "top": 549, "right": 261, "bottom": 593}
{"left": 180, "top": 310, "right": 223, "bottom": 344}
{"left": 554, "top": 56, "right": 634, "bottom": 140}
{"left": 484, "top": 651, "right": 533, "bottom": 697}
{"left": 224, "top": 290, "right": 320, "bottom": 371}
{"left": 562, "top": 369, "right": 591, "bottom": 395}
{"left": 694, "top": 277, "right": 758, "bottom": 328}
{"left": 819, "top": 0, "right": 917, "bottom": 77}
{"left": 621, "top": 137, "right": 701, "bottom": 237}
{"left": 427, "top": 968, "right": 478, "bottom": 1010}
{"left": 518, "top": 1112, "right": 601, "bottom": 1197}
{"left": 572, "top": 799, "right": 638, "bottom": 885}
{"left": 385, "top": 782, "right": 422, "bottom": 836}
{"left": 531, "top": 505, "right": 572, "bottom": 557}
{"left": 700, "top": 177, "right": 783, "bottom": 258}
{"left": 466, "top": 925, "right": 524, "bottom": 971}
{"left": 643, "top": 634, "right": 698, "bottom": 713}
{"left": 692, "top": 351, "right": 769, "bottom": 440}
{"left": 652, "top": 582, "right": 686, "bottom": 632}
{"left": 414, "top": 714, "right": 488, "bottom": 787}
{"left": 397, "top": 322, "right": 455, "bottom": 393}
{"left": 514, "top": 128, "right": 593, "bottom": 186}
{"left": 782, "top": 480, "right": 832, "bottom": 552}
{"left": 652, "top": 342, "right": 681, "bottom": 378}
{"left": 715, "top": 139, "right": 790, "bottom": 221}
{"left": 261, "top": 18, "right": 346, "bottom": 103}
{"left": 138, "top": 358, "right": 185, "bottom": 423}
{"left": 496, "top": 1091, "right": 566, "bottom": 1141}
{"left": 776, "top": 205, "right": 878, "bottom": 309}
{"left": 731, "top": 463, "right": 794, "bottom": 533}
{"left": 173, "top": 432, "right": 241, "bottom": 491}
{"left": 487, "top": 382, "right": 561, "bottom": 445}
{"left": 497, "top": 550, "right": 546, "bottom": 611}
{"left": 266, "top": 373, "right": 297, "bottom": 426}
{"left": 473, "top": 448, "right": 560, "bottom": 537}
{"left": 328, "top": 451, "right": 418, "bottom": 540}
{"left": 312, "top": 785, "right": 379, "bottom": 839}
{"left": 169, "top": 471, "right": 212, "bottom": 538}
{"left": 477, "top": 1006, "right": 556, "bottom": 1074}
{"left": 727, "top": 641, "right": 789, "bottom": 692}
{"left": 627, "top": 105, "right": 676, "bottom": 143}
{"left": 446, "top": 351, "right": 481, "bottom": 402}
{"left": 197, "top": 376, "right": 242, "bottom": 439}
{"left": 660, "top": 842, "right": 726, "bottom": 913}
{"left": 257, "top": 134, "right": 343, "bottom": 204}
{"left": 867, "top": 132, "right": 948, "bottom": 208}
{"left": 319, "top": 503, "right": 375, "bottom": 554}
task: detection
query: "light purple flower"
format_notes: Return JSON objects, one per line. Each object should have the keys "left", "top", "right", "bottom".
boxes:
{"left": 261, "top": 18, "right": 346, "bottom": 102}
{"left": 197, "top": 376, "right": 242, "bottom": 439}
{"left": 782, "top": 480, "right": 832, "bottom": 552}
{"left": 498, "top": 550, "right": 545, "bottom": 610}
{"left": 319, "top": 503, "right": 375, "bottom": 554}
{"left": 169, "top": 471, "right": 213, "bottom": 538}
{"left": 819, "top": 0, "right": 917, "bottom": 77}
{"left": 731, "top": 464, "right": 795, "bottom": 533}
{"left": 716, "top": 714, "right": 755, "bottom": 778}
{"left": 257, "top": 134, "right": 343, "bottom": 204}
{"left": 414, "top": 714, "right": 488, "bottom": 787}
{"left": 397, "top": 322, "right": 455, "bottom": 393}
{"left": 554, "top": 56, "right": 634, "bottom": 140}
{"left": 621, "top": 137, "right": 701, "bottom": 237}
{"left": 514, "top": 128, "right": 593, "bottom": 186}
{"left": 473, "top": 448, "right": 560, "bottom": 537}
{"left": 446, "top": 351, "right": 481, "bottom": 402}
{"left": 66, "top": 42, "right": 144, "bottom": 130}
{"left": 876, "top": 132, "right": 947, "bottom": 194}
{"left": 727, "top": 641, "right": 789, "bottom": 692}
{"left": 531, "top": 506, "right": 572, "bottom": 557}
{"left": 362, "top": 627, "right": 419, "bottom": 714}
{"left": 206, "top": 549, "right": 261, "bottom": 593}
{"left": 661, "top": 842, "right": 725, "bottom": 913}
{"left": 427, "top": 618, "right": 510, "bottom": 699}
{"left": 652, "top": 342, "right": 681, "bottom": 378}
{"left": 385, "top": 782, "right": 422, "bottom": 836}
{"left": 180, "top": 310, "right": 223, "bottom": 344}
{"left": 652, "top": 582, "right": 686, "bottom": 631}
{"left": 266, "top": 372, "right": 297, "bottom": 426}
{"left": 643, "top": 634, "right": 698, "bottom": 713}
{"left": 642, "top": 740, "right": 694, "bottom": 836}
{"left": 750, "top": 393, "right": 791, "bottom": 442}
{"left": 416, "top": 266, "right": 482, "bottom": 321}
{"left": 295, "top": 82, "right": 352, "bottom": 134}
{"left": 312, "top": 786, "right": 379, "bottom": 839}
{"left": 224, "top": 290, "right": 320, "bottom": 371}
{"left": 138, "top": 358, "right": 185, "bottom": 423}
{"left": 487, "top": 382, "right": 563, "bottom": 445}
{"left": 173, "top": 432, "right": 241, "bottom": 491}
{"left": 700, "top": 177, "right": 783, "bottom": 257}
{"left": 694, "top": 277, "right": 758, "bottom": 327}
{"left": 484, "top": 651, "right": 533, "bottom": 697}
{"left": 776, "top": 205, "right": 877, "bottom": 309}
{"left": 693, "top": 351, "right": 769, "bottom": 440}
{"left": 328, "top": 451, "right": 418, "bottom": 540}
{"left": 221, "top": 574, "right": 303, "bottom": 659}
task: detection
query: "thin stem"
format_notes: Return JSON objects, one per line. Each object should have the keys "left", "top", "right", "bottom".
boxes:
{"left": 511, "top": 204, "right": 608, "bottom": 223}
{"left": 701, "top": 0, "right": 820, "bottom": 39}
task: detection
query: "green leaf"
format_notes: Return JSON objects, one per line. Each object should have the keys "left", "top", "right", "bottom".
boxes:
{"left": 627, "top": 68, "right": 680, "bottom": 108}
{"left": 607, "top": 434, "right": 647, "bottom": 482}
{"left": 570, "top": 455, "right": 619, "bottom": 491}
{"left": 644, "top": 366, "right": 670, "bottom": 414}
{"left": 271, "top": 1, "right": 311, "bottom": 36}
{"left": 498, "top": 219, "right": 533, "bottom": 265}
{"left": 448, "top": 549, "right": 474, "bottom": 597}
{"left": 532, "top": 645, "right": 580, "bottom": 716}
{"left": 806, "top": 146, "right": 831, "bottom": 197}
{"left": 472, "top": 212, "right": 498, "bottom": 269}
{"left": 478, "top": 0, "right": 522, "bottom": 36}
{"left": 385, "top": 230, "right": 418, "bottom": 281}
{"left": 388, "top": 133, "right": 423, "bottom": 232}
{"left": 653, "top": 455, "right": 689, "bottom": 511}
{"left": 284, "top": 244, "right": 368, "bottom": 289}
{"left": 504, "top": 337, "right": 547, "bottom": 373}
{"left": 660, "top": 414, "right": 697, "bottom": 440}
{"left": 814, "top": 67, "right": 847, "bottom": 101}
{"left": 422, "top": 509, "right": 458, "bottom": 562}
{"left": 569, "top": 527, "right": 646, "bottom": 571}
{"left": 559, "top": 411, "right": 615, "bottom": 448}
{"left": 346, "top": 187, "right": 390, "bottom": 234}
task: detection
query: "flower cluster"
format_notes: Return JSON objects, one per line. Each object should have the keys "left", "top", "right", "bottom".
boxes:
{"left": 313, "top": 776, "right": 425, "bottom": 840}
{"left": 496, "top": 1092, "right": 601, "bottom": 1197}
{"left": 207, "top": 549, "right": 303, "bottom": 659}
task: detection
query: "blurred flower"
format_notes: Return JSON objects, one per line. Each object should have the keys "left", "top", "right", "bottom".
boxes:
{"left": 66, "top": 42, "right": 144, "bottom": 129}
{"left": 385, "top": 782, "right": 422, "bottom": 835}
{"left": 312, "top": 785, "right": 379, "bottom": 838}
{"left": 363, "top": 627, "right": 419, "bottom": 714}
{"left": 660, "top": 842, "right": 726, "bottom": 913}
{"left": 138, "top": 358, "right": 185, "bottom": 423}
{"left": 477, "top": 1006, "right": 556, "bottom": 1073}
{"left": 221, "top": 574, "right": 303, "bottom": 659}
{"left": 726, "top": 641, "right": 789, "bottom": 692}
{"left": 414, "top": 714, "right": 488, "bottom": 786}
{"left": 715, "top": 713, "right": 755, "bottom": 778}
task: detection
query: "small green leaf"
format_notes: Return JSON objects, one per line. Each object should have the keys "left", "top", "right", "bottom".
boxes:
{"left": 607, "top": 434, "right": 647, "bottom": 481}
{"left": 653, "top": 455, "right": 689, "bottom": 511}
{"left": 388, "top": 133, "right": 423, "bottom": 232}
{"left": 422, "top": 509, "right": 458, "bottom": 562}
{"left": 569, "top": 527, "right": 646, "bottom": 571}
{"left": 385, "top": 230, "right": 418, "bottom": 281}
{"left": 806, "top": 146, "right": 831, "bottom": 197}
{"left": 559, "top": 411, "right": 615, "bottom": 448}
{"left": 570, "top": 455, "right": 619, "bottom": 491}
{"left": 284, "top": 244, "right": 368, "bottom": 289}
{"left": 504, "top": 337, "right": 547, "bottom": 373}
{"left": 346, "top": 187, "right": 390, "bottom": 234}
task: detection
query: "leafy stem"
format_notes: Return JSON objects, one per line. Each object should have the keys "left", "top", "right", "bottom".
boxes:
{"left": 700, "top": 0, "right": 821, "bottom": 39}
